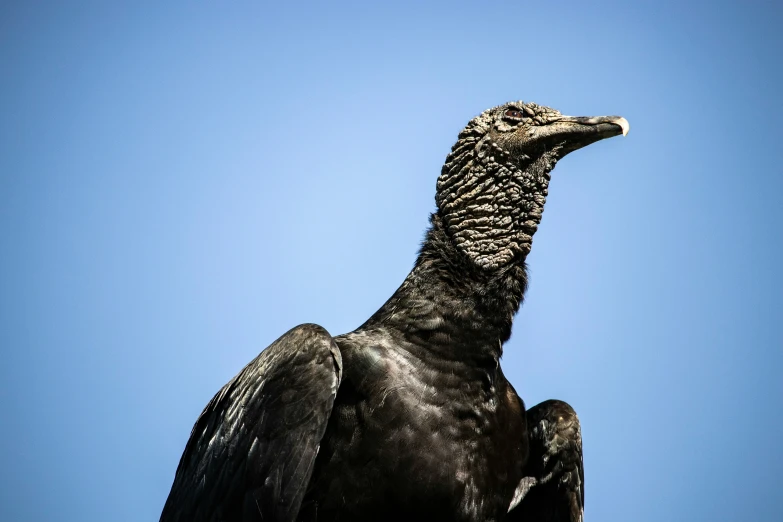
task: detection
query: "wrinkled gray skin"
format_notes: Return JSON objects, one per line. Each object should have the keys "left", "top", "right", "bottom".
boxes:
{"left": 161, "top": 101, "right": 627, "bottom": 522}
{"left": 438, "top": 102, "right": 625, "bottom": 270}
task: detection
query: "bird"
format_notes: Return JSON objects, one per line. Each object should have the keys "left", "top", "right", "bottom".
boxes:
{"left": 160, "top": 101, "right": 629, "bottom": 522}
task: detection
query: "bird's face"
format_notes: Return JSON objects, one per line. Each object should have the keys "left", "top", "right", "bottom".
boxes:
{"left": 436, "top": 102, "right": 628, "bottom": 271}
{"left": 486, "top": 102, "right": 628, "bottom": 161}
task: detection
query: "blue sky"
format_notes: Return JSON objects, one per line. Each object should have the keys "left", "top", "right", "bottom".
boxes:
{"left": 1, "top": 2, "right": 781, "bottom": 521}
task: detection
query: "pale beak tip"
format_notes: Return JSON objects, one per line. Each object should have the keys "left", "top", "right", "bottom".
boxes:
{"left": 615, "top": 117, "right": 630, "bottom": 137}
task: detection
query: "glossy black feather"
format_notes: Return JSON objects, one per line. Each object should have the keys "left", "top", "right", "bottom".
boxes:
{"left": 161, "top": 324, "right": 342, "bottom": 522}
{"left": 507, "top": 400, "right": 584, "bottom": 522}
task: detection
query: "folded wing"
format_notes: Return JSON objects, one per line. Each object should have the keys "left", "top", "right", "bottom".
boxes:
{"left": 161, "top": 324, "right": 342, "bottom": 522}
{"left": 507, "top": 399, "right": 584, "bottom": 522}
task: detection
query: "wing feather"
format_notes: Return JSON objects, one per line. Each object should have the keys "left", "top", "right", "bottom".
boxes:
{"left": 507, "top": 399, "right": 584, "bottom": 522}
{"left": 161, "top": 324, "right": 342, "bottom": 522}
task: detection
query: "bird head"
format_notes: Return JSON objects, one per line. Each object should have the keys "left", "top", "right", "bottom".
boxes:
{"left": 435, "top": 101, "right": 628, "bottom": 271}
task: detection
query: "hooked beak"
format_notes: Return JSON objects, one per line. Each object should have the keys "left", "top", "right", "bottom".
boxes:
{"left": 558, "top": 115, "right": 630, "bottom": 137}
{"left": 532, "top": 115, "right": 629, "bottom": 156}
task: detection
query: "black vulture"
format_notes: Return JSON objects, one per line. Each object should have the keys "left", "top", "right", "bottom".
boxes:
{"left": 161, "top": 102, "right": 629, "bottom": 522}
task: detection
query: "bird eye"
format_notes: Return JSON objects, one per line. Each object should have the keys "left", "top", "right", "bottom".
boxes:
{"left": 503, "top": 109, "right": 525, "bottom": 121}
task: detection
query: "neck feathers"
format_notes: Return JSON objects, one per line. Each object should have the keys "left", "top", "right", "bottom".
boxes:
{"left": 361, "top": 215, "right": 528, "bottom": 355}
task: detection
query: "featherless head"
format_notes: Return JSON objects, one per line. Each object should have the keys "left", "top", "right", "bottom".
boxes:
{"left": 436, "top": 101, "right": 628, "bottom": 271}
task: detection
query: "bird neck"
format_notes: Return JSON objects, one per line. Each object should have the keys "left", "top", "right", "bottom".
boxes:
{"left": 358, "top": 214, "right": 528, "bottom": 362}
{"left": 435, "top": 134, "right": 556, "bottom": 271}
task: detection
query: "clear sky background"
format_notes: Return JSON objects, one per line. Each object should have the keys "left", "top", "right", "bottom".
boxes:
{"left": 1, "top": 2, "right": 781, "bottom": 521}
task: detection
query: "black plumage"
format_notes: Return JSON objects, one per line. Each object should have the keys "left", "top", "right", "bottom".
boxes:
{"left": 161, "top": 102, "right": 628, "bottom": 522}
